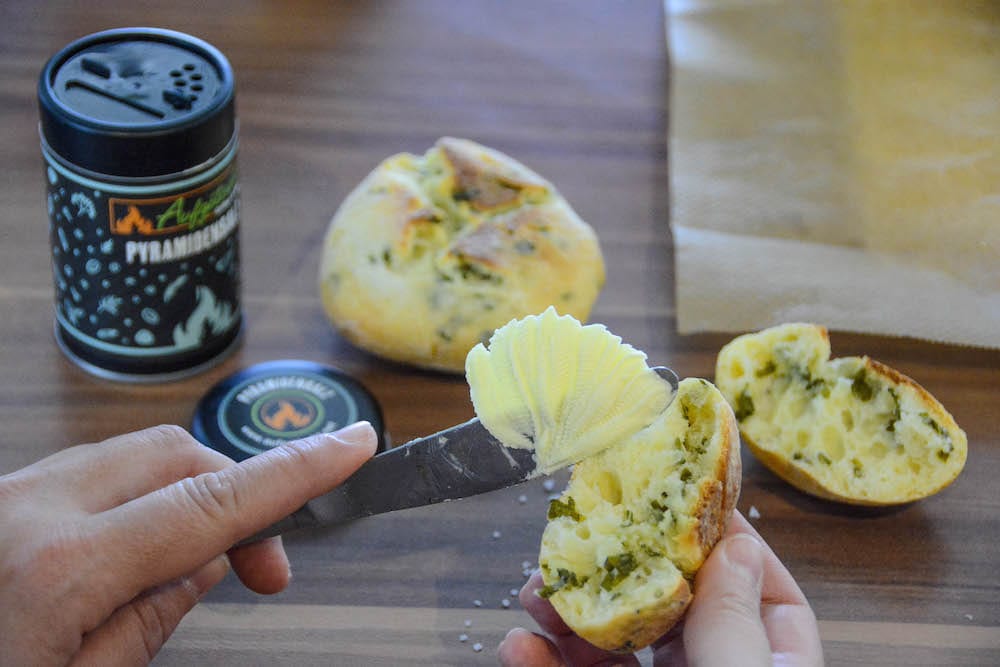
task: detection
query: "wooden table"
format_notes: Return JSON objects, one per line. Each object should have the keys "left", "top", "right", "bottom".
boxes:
{"left": 2, "top": 2, "right": 998, "bottom": 665}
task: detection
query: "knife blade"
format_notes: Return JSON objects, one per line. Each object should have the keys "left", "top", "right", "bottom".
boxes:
{"left": 239, "top": 366, "right": 679, "bottom": 544}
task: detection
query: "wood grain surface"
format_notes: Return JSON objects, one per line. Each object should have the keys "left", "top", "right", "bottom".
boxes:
{"left": 1, "top": 2, "right": 998, "bottom": 665}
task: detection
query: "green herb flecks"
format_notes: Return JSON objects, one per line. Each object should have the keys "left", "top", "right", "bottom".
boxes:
{"left": 452, "top": 188, "right": 479, "bottom": 203}
{"left": 547, "top": 496, "right": 583, "bottom": 522}
{"left": 886, "top": 388, "right": 901, "bottom": 432}
{"left": 851, "top": 369, "right": 876, "bottom": 402}
{"left": 640, "top": 545, "right": 663, "bottom": 559}
{"left": 538, "top": 568, "right": 585, "bottom": 598}
{"left": 455, "top": 255, "right": 502, "bottom": 284}
{"left": 734, "top": 389, "right": 755, "bottom": 421}
{"left": 817, "top": 452, "right": 832, "bottom": 465}
{"left": 755, "top": 360, "right": 777, "bottom": 377}
{"left": 920, "top": 412, "right": 953, "bottom": 461}
{"left": 514, "top": 239, "right": 536, "bottom": 255}
{"left": 600, "top": 552, "right": 639, "bottom": 591}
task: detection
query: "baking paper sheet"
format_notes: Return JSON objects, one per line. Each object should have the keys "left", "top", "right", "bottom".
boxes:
{"left": 667, "top": 0, "right": 1000, "bottom": 348}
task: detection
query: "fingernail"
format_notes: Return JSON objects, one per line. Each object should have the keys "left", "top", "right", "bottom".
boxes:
{"left": 723, "top": 533, "right": 764, "bottom": 590}
{"left": 496, "top": 628, "right": 523, "bottom": 664}
{"left": 191, "top": 554, "right": 231, "bottom": 599}
{"left": 330, "top": 421, "right": 376, "bottom": 449}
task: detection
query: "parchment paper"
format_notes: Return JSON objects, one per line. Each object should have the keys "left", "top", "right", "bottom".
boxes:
{"left": 667, "top": 0, "right": 1000, "bottom": 348}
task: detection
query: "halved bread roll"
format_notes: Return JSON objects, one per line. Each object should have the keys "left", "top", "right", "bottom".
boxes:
{"left": 466, "top": 309, "right": 740, "bottom": 652}
{"left": 536, "top": 378, "right": 740, "bottom": 651}
{"left": 715, "top": 323, "right": 967, "bottom": 505}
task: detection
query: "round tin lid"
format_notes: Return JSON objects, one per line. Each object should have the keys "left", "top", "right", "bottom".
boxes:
{"left": 38, "top": 27, "right": 236, "bottom": 177}
{"left": 192, "top": 360, "right": 387, "bottom": 462}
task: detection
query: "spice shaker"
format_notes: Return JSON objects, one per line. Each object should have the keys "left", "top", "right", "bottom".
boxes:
{"left": 38, "top": 27, "right": 242, "bottom": 381}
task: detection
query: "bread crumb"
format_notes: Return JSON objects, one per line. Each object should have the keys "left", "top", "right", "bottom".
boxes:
{"left": 748, "top": 505, "right": 761, "bottom": 520}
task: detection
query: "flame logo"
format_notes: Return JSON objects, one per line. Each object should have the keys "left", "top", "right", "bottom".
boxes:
{"left": 111, "top": 205, "right": 156, "bottom": 235}
{"left": 259, "top": 397, "right": 317, "bottom": 432}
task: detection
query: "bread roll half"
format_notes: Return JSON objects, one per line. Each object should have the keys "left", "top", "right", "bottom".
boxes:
{"left": 538, "top": 378, "right": 740, "bottom": 652}
{"left": 715, "top": 323, "right": 967, "bottom": 505}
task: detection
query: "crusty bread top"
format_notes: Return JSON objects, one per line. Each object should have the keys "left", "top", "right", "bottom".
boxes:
{"left": 715, "top": 323, "right": 967, "bottom": 505}
{"left": 538, "top": 378, "right": 740, "bottom": 652}
{"left": 318, "top": 137, "right": 605, "bottom": 372}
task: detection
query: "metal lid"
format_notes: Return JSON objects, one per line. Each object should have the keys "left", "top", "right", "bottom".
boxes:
{"left": 38, "top": 27, "right": 236, "bottom": 177}
{"left": 192, "top": 360, "right": 388, "bottom": 462}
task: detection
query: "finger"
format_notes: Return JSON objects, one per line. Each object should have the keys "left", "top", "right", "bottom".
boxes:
{"left": 7, "top": 425, "right": 236, "bottom": 514}
{"left": 70, "top": 554, "right": 230, "bottom": 667}
{"left": 650, "top": 621, "right": 687, "bottom": 666}
{"left": 87, "top": 422, "right": 377, "bottom": 610}
{"left": 227, "top": 536, "right": 291, "bottom": 595}
{"left": 683, "top": 533, "right": 771, "bottom": 667}
{"left": 726, "top": 511, "right": 810, "bottom": 607}
{"left": 519, "top": 571, "right": 640, "bottom": 666}
{"left": 762, "top": 600, "right": 824, "bottom": 667}
{"left": 519, "top": 571, "right": 573, "bottom": 636}
{"left": 497, "top": 628, "right": 564, "bottom": 667}
{"left": 725, "top": 511, "right": 823, "bottom": 664}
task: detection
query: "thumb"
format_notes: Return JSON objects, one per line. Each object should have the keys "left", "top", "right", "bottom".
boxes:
{"left": 70, "top": 554, "right": 230, "bottom": 666}
{"left": 682, "top": 533, "right": 772, "bottom": 667}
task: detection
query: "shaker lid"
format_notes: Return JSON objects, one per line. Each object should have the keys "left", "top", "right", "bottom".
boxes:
{"left": 192, "top": 360, "right": 389, "bottom": 462}
{"left": 38, "top": 27, "right": 236, "bottom": 177}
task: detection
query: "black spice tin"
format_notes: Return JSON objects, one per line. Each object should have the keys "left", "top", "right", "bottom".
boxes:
{"left": 38, "top": 28, "right": 242, "bottom": 381}
{"left": 192, "top": 360, "right": 388, "bottom": 461}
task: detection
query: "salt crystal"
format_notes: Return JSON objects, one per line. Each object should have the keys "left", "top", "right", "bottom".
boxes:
{"left": 964, "top": 613, "right": 974, "bottom": 621}
{"left": 464, "top": 619, "right": 472, "bottom": 627}
{"left": 501, "top": 599, "right": 511, "bottom": 608}
{"left": 459, "top": 634, "right": 469, "bottom": 642}
{"left": 542, "top": 479, "right": 556, "bottom": 492}
{"left": 472, "top": 643, "right": 483, "bottom": 652}
{"left": 521, "top": 561, "right": 532, "bottom": 569}
{"left": 473, "top": 599, "right": 483, "bottom": 607}
{"left": 510, "top": 588, "right": 519, "bottom": 597}
{"left": 492, "top": 530, "right": 502, "bottom": 539}
{"left": 748, "top": 505, "right": 761, "bottom": 520}
{"left": 518, "top": 494, "right": 528, "bottom": 504}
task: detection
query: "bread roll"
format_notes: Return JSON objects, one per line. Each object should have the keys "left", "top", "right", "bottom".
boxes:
{"left": 537, "top": 378, "right": 740, "bottom": 652}
{"left": 319, "top": 137, "right": 605, "bottom": 372}
{"left": 715, "top": 323, "right": 967, "bottom": 505}
{"left": 465, "top": 309, "right": 740, "bottom": 652}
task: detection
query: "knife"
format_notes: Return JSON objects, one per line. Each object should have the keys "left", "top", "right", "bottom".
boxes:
{"left": 239, "top": 366, "right": 679, "bottom": 545}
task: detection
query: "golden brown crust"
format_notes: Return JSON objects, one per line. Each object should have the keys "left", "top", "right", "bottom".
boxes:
{"left": 318, "top": 137, "right": 605, "bottom": 372}
{"left": 715, "top": 323, "right": 966, "bottom": 506}
{"left": 593, "top": 579, "right": 693, "bottom": 653}
{"left": 542, "top": 378, "right": 742, "bottom": 652}
{"left": 438, "top": 137, "right": 549, "bottom": 212}
{"left": 696, "top": 403, "right": 741, "bottom": 552}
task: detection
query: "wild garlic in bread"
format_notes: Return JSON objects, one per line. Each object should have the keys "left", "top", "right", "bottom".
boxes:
{"left": 319, "top": 137, "right": 605, "bottom": 372}
{"left": 715, "top": 323, "right": 967, "bottom": 506}
{"left": 466, "top": 308, "right": 741, "bottom": 652}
